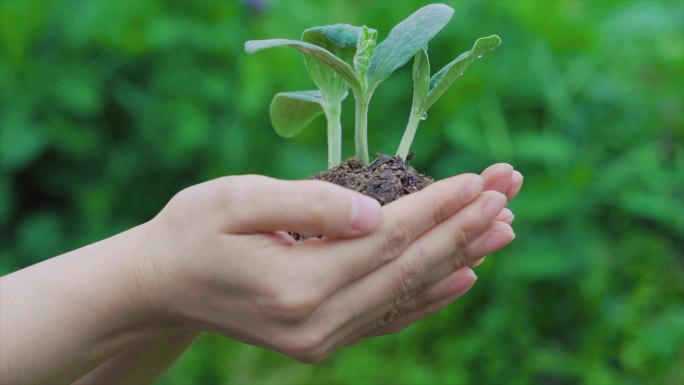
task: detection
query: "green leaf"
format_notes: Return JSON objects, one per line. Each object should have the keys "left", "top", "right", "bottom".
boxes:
{"left": 412, "top": 47, "right": 430, "bottom": 108}
{"left": 269, "top": 91, "right": 325, "bottom": 137}
{"left": 353, "top": 25, "right": 378, "bottom": 90}
{"left": 302, "top": 24, "right": 362, "bottom": 102}
{"left": 367, "top": 3, "right": 453, "bottom": 91}
{"left": 395, "top": 47, "right": 430, "bottom": 160}
{"left": 425, "top": 35, "right": 501, "bottom": 110}
{"left": 245, "top": 39, "right": 361, "bottom": 94}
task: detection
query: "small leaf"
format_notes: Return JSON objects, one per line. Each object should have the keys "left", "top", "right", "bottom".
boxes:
{"left": 412, "top": 47, "right": 430, "bottom": 108}
{"left": 425, "top": 35, "right": 501, "bottom": 110}
{"left": 367, "top": 4, "right": 453, "bottom": 91}
{"left": 245, "top": 39, "right": 361, "bottom": 93}
{"left": 269, "top": 91, "right": 325, "bottom": 138}
{"left": 302, "top": 24, "right": 362, "bottom": 102}
{"left": 353, "top": 25, "right": 378, "bottom": 90}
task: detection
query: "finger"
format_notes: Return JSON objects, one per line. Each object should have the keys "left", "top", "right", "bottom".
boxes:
{"left": 495, "top": 208, "right": 514, "bottom": 225}
{"left": 312, "top": 191, "right": 506, "bottom": 347}
{"left": 466, "top": 221, "right": 515, "bottom": 260}
{"left": 397, "top": 220, "right": 514, "bottom": 291}
{"left": 295, "top": 173, "right": 484, "bottom": 295}
{"left": 220, "top": 176, "right": 381, "bottom": 237}
{"left": 340, "top": 268, "right": 477, "bottom": 345}
{"left": 465, "top": 221, "right": 514, "bottom": 268}
{"left": 469, "top": 208, "right": 515, "bottom": 266}
{"left": 481, "top": 163, "right": 513, "bottom": 195}
{"left": 506, "top": 171, "right": 524, "bottom": 201}
{"left": 422, "top": 220, "right": 515, "bottom": 272}
{"left": 390, "top": 191, "right": 507, "bottom": 284}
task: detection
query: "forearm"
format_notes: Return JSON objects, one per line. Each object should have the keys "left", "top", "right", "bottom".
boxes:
{"left": 0, "top": 223, "right": 170, "bottom": 384}
{"left": 73, "top": 329, "right": 199, "bottom": 385}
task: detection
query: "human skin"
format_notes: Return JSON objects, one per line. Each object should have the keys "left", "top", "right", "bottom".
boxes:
{"left": 0, "top": 164, "right": 522, "bottom": 385}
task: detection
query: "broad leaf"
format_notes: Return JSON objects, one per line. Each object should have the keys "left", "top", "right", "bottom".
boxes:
{"left": 245, "top": 39, "right": 361, "bottom": 93}
{"left": 367, "top": 4, "right": 453, "bottom": 91}
{"left": 425, "top": 35, "right": 501, "bottom": 110}
{"left": 269, "top": 91, "right": 325, "bottom": 137}
{"left": 302, "top": 24, "right": 362, "bottom": 102}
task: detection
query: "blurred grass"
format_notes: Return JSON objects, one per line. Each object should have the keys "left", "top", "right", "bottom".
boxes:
{"left": 1, "top": 0, "right": 683, "bottom": 384}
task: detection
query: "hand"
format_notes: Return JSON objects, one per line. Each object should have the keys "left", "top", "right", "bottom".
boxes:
{"left": 343, "top": 163, "right": 522, "bottom": 342}
{"left": 131, "top": 166, "right": 522, "bottom": 363}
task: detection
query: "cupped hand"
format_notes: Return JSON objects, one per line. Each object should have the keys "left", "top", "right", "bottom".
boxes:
{"left": 133, "top": 165, "right": 522, "bottom": 363}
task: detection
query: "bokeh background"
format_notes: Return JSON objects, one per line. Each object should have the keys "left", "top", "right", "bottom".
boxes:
{"left": 1, "top": 0, "right": 683, "bottom": 384}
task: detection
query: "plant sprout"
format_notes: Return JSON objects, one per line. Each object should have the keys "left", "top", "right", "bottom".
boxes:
{"left": 245, "top": 3, "right": 501, "bottom": 167}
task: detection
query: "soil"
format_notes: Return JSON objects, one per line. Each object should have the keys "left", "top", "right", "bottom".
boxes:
{"left": 292, "top": 154, "right": 433, "bottom": 240}
{"left": 310, "top": 154, "right": 434, "bottom": 205}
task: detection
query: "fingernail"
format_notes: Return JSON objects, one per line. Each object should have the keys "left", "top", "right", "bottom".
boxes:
{"left": 484, "top": 193, "right": 507, "bottom": 219}
{"left": 485, "top": 231, "right": 515, "bottom": 254}
{"left": 501, "top": 208, "right": 514, "bottom": 223}
{"left": 448, "top": 269, "right": 477, "bottom": 297}
{"left": 462, "top": 175, "right": 484, "bottom": 200}
{"left": 512, "top": 171, "right": 523, "bottom": 184}
{"left": 350, "top": 194, "right": 382, "bottom": 232}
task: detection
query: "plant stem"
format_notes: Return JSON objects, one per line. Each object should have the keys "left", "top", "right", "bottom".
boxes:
{"left": 354, "top": 95, "right": 370, "bottom": 164}
{"left": 324, "top": 102, "right": 342, "bottom": 168}
{"left": 396, "top": 107, "right": 423, "bottom": 160}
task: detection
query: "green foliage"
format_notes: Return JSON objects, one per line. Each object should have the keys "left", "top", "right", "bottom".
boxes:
{"left": 1, "top": 1, "right": 683, "bottom": 385}
{"left": 247, "top": 3, "right": 462, "bottom": 164}
{"left": 397, "top": 35, "right": 501, "bottom": 159}
{"left": 269, "top": 91, "right": 325, "bottom": 138}
{"left": 366, "top": 4, "right": 453, "bottom": 92}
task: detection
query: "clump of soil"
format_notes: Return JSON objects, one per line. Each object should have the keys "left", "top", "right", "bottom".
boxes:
{"left": 310, "top": 154, "right": 434, "bottom": 205}
{"left": 291, "top": 154, "right": 433, "bottom": 240}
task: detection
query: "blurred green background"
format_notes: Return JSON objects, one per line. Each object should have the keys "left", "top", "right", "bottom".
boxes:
{"left": 1, "top": 0, "right": 683, "bottom": 384}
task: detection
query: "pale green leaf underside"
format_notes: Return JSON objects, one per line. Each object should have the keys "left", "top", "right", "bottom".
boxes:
{"left": 412, "top": 47, "right": 430, "bottom": 106}
{"left": 269, "top": 91, "right": 324, "bottom": 137}
{"left": 245, "top": 39, "right": 361, "bottom": 93}
{"left": 302, "top": 25, "right": 361, "bottom": 101}
{"left": 303, "top": 24, "right": 361, "bottom": 48}
{"left": 425, "top": 35, "right": 501, "bottom": 110}
{"left": 368, "top": 3, "right": 453, "bottom": 90}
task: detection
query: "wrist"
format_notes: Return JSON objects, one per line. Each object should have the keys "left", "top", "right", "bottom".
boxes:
{"left": 0, "top": 222, "right": 178, "bottom": 383}
{"left": 121, "top": 218, "right": 188, "bottom": 333}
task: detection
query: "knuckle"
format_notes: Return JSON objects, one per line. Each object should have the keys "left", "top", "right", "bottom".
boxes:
{"left": 268, "top": 288, "right": 321, "bottom": 322}
{"left": 278, "top": 328, "right": 327, "bottom": 363}
{"left": 214, "top": 175, "right": 246, "bottom": 212}
{"left": 382, "top": 222, "right": 413, "bottom": 258}
{"left": 160, "top": 183, "right": 207, "bottom": 229}
{"left": 408, "top": 292, "right": 433, "bottom": 313}
{"left": 376, "top": 307, "right": 400, "bottom": 328}
{"left": 395, "top": 254, "right": 426, "bottom": 297}
{"left": 383, "top": 322, "right": 410, "bottom": 336}
{"left": 431, "top": 191, "right": 455, "bottom": 225}
{"left": 452, "top": 227, "right": 472, "bottom": 253}
{"left": 301, "top": 182, "right": 336, "bottom": 226}
{"left": 452, "top": 251, "right": 468, "bottom": 271}
{"left": 219, "top": 174, "right": 268, "bottom": 197}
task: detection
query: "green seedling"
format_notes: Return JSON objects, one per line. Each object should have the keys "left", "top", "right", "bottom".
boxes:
{"left": 245, "top": 3, "right": 500, "bottom": 167}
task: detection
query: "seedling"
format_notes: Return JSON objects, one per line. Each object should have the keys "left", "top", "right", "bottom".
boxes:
{"left": 245, "top": 3, "right": 500, "bottom": 168}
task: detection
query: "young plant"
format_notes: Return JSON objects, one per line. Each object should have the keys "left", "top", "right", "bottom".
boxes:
{"left": 396, "top": 35, "right": 501, "bottom": 159}
{"left": 245, "top": 3, "right": 500, "bottom": 167}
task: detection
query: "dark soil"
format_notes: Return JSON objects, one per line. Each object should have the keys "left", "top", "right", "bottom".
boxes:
{"left": 310, "top": 154, "right": 434, "bottom": 205}
{"left": 291, "top": 154, "right": 433, "bottom": 240}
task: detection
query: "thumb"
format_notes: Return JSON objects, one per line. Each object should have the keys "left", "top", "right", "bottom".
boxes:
{"left": 222, "top": 175, "right": 382, "bottom": 237}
